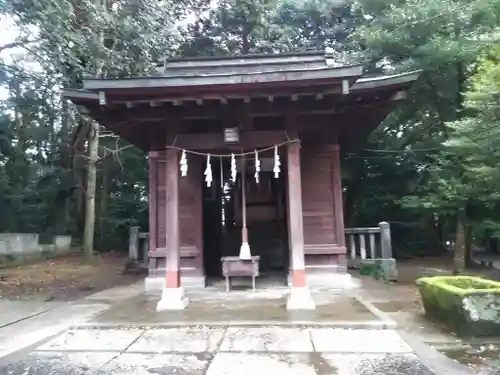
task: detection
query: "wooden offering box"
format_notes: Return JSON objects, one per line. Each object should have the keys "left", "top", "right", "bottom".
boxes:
{"left": 221, "top": 256, "right": 260, "bottom": 291}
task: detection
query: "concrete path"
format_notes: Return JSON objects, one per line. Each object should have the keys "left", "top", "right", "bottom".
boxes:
{"left": 0, "top": 301, "right": 61, "bottom": 328}
{"left": 0, "top": 303, "right": 110, "bottom": 359}
{"left": 0, "top": 280, "right": 486, "bottom": 374}
{"left": 0, "top": 326, "right": 435, "bottom": 375}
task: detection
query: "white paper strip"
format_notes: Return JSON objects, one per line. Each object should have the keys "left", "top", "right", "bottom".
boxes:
{"left": 180, "top": 150, "right": 188, "bottom": 177}
{"left": 230, "top": 153, "right": 237, "bottom": 182}
{"left": 254, "top": 150, "right": 260, "bottom": 183}
{"left": 204, "top": 154, "right": 212, "bottom": 187}
{"left": 273, "top": 145, "right": 281, "bottom": 178}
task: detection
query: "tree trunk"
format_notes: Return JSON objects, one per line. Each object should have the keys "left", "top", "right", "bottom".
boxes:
{"left": 99, "top": 156, "right": 109, "bottom": 249}
{"left": 242, "top": 32, "right": 250, "bottom": 54}
{"left": 82, "top": 0, "right": 105, "bottom": 260}
{"left": 72, "top": 121, "right": 88, "bottom": 229}
{"left": 453, "top": 210, "right": 467, "bottom": 274}
{"left": 83, "top": 121, "right": 99, "bottom": 260}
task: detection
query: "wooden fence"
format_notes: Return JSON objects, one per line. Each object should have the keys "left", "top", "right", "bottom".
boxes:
{"left": 129, "top": 221, "right": 393, "bottom": 269}
{"left": 344, "top": 222, "right": 392, "bottom": 268}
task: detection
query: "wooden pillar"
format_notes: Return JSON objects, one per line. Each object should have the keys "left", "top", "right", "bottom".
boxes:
{"left": 165, "top": 148, "right": 180, "bottom": 288}
{"left": 287, "top": 140, "right": 306, "bottom": 287}
{"left": 331, "top": 144, "right": 345, "bottom": 247}
{"left": 148, "top": 152, "right": 158, "bottom": 253}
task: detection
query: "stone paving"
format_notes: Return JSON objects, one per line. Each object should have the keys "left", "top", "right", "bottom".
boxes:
{"left": 0, "top": 326, "right": 436, "bottom": 375}
{"left": 90, "top": 287, "right": 382, "bottom": 325}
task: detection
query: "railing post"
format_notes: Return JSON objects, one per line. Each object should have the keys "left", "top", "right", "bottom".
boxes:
{"left": 379, "top": 221, "right": 392, "bottom": 258}
{"left": 129, "top": 226, "right": 139, "bottom": 262}
{"left": 379, "top": 221, "right": 397, "bottom": 281}
{"left": 140, "top": 234, "right": 149, "bottom": 264}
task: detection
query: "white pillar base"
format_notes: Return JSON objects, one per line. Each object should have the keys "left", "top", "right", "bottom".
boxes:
{"left": 286, "top": 287, "right": 316, "bottom": 310}
{"left": 239, "top": 242, "right": 251, "bottom": 260}
{"left": 156, "top": 287, "right": 189, "bottom": 311}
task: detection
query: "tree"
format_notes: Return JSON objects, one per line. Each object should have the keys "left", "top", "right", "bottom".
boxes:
{"left": 178, "top": 0, "right": 360, "bottom": 57}
{"left": 351, "top": 0, "right": 500, "bottom": 269}
{"left": 444, "top": 45, "right": 500, "bottom": 258}
{"left": 0, "top": 0, "right": 203, "bottom": 256}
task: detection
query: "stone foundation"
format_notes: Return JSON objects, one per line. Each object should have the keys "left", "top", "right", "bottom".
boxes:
{"left": 286, "top": 287, "right": 316, "bottom": 310}
{"left": 156, "top": 287, "right": 189, "bottom": 311}
{"left": 145, "top": 275, "right": 206, "bottom": 293}
{"left": 287, "top": 271, "right": 359, "bottom": 290}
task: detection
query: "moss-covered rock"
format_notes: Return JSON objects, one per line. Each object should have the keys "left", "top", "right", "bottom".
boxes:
{"left": 417, "top": 276, "right": 500, "bottom": 337}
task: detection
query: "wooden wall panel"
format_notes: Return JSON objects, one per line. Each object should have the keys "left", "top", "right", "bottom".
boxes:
{"left": 179, "top": 156, "right": 203, "bottom": 277}
{"left": 156, "top": 153, "right": 167, "bottom": 249}
{"left": 300, "top": 143, "right": 346, "bottom": 272}
{"left": 148, "top": 151, "right": 204, "bottom": 280}
{"left": 301, "top": 145, "right": 335, "bottom": 247}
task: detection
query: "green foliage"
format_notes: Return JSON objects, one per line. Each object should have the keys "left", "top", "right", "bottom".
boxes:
{"left": 400, "top": 41, "right": 500, "bottom": 252}
{"left": 0, "top": 0, "right": 192, "bottom": 249}
{"left": 0, "top": 0, "right": 364, "bottom": 251}
{"left": 359, "top": 261, "right": 383, "bottom": 279}
{"left": 348, "top": 0, "right": 500, "bottom": 257}
{"left": 2, "top": 0, "right": 500, "bottom": 257}
{"left": 178, "top": 0, "right": 359, "bottom": 56}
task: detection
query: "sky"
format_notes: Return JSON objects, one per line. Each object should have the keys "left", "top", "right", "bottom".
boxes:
{"left": 1, "top": 16, "right": 20, "bottom": 99}
{"left": 0, "top": 16, "right": 20, "bottom": 64}
{"left": 1, "top": 15, "right": 44, "bottom": 101}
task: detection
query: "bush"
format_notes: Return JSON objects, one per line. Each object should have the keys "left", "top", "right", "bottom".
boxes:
{"left": 417, "top": 276, "right": 500, "bottom": 337}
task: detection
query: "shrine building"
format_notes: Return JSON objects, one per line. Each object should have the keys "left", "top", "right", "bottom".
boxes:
{"left": 63, "top": 50, "right": 420, "bottom": 310}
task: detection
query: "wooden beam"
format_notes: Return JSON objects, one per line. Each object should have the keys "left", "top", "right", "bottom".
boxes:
{"left": 106, "top": 84, "right": 345, "bottom": 105}
{"left": 101, "top": 95, "right": 393, "bottom": 123}
{"left": 173, "top": 130, "right": 288, "bottom": 150}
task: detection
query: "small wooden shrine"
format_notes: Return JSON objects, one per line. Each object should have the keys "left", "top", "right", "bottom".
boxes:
{"left": 64, "top": 50, "right": 420, "bottom": 310}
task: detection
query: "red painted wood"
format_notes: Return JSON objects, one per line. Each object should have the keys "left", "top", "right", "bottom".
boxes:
{"left": 156, "top": 152, "right": 167, "bottom": 250}
{"left": 148, "top": 152, "right": 157, "bottom": 253}
{"left": 165, "top": 270, "right": 180, "bottom": 288}
{"left": 165, "top": 148, "right": 180, "bottom": 288}
{"left": 287, "top": 140, "right": 306, "bottom": 271}
{"left": 291, "top": 269, "right": 306, "bottom": 287}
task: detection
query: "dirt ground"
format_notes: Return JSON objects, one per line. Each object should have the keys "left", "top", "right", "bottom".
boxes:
{"left": 0, "top": 252, "right": 142, "bottom": 301}
{"left": 396, "top": 253, "right": 500, "bottom": 285}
